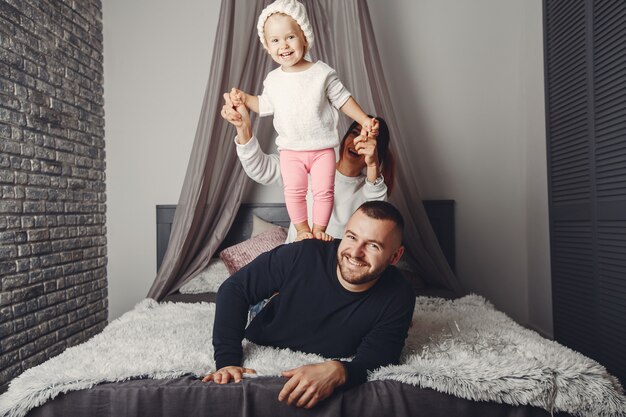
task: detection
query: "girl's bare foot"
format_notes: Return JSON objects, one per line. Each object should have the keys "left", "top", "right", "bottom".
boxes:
{"left": 313, "top": 231, "right": 333, "bottom": 241}
{"left": 295, "top": 229, "right": 314, "bottom": 241}
{"left": 312, "top": 224, "right": 333, "bottom": 241}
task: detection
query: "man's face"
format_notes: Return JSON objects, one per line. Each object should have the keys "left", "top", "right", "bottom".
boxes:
{"left": 336, "top": 210, "right": 404, "bottom": 292}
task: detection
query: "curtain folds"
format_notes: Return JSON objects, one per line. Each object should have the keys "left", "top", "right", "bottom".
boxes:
{"left": 147, "top": 1, "right": 274, "bottom": 299}
{"left": 148, "top": 0, "right": 462, "bottom": 300}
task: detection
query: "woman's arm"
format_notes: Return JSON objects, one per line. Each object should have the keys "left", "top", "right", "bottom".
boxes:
{"left": 353, "top": 134, "right": 387, "bottom": 200}
{"left": 236, "top": 137, "right": 282, "bottom": 186}
{"left": 221, "top": 95, "right": 281, "bottom": 185}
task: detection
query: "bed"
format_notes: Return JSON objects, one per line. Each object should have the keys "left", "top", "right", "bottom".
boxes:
{"left": 5, "top": 202, "right": 620, "bottom": 417}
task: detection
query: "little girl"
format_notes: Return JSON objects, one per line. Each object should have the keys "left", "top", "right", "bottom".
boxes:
{"left": 229, "top": 0, "right": 378, "bottom": 241}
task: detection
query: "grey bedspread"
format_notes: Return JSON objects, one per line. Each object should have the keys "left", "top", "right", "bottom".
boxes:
{"left": 26, "top": 375, "right": 568, "bottom": 417}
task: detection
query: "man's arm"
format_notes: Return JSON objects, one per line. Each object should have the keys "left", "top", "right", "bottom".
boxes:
{"left": 209, "top": 245, "right": 295, "bottom": 375}
{"left": 340, "top": 284, "right": 415, "bottom": 389}
{"left": 275, "top": 302, "right": 413, "bottom": 407}
{"left": 277, "top": 276, "right": 415, "bottom": 408}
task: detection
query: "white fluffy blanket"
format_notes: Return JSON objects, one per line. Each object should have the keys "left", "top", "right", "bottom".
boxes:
{"left": 0, "top": 295, "right": 624, "bottom": 417}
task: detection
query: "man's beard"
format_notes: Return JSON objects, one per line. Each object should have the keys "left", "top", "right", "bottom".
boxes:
{"left": 337, "top": 252, "right": 389, "bottom": 286}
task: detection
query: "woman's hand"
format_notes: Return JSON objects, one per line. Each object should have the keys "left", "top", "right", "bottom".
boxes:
{"left": 221, "top": 93, "right": 248, "bottom": 127}
{"left": 221, "top": 92, "right": 252, "bottom": 144}
{"left": 354, "top": 133, "right": 379, "bottom": 168}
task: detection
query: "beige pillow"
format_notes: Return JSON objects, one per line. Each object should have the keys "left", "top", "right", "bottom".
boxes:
{"left": 179, "top": 258, "right": 230, "bottom": 294}
{"left": 251, "top": 215, "right": 278, "bottom": 237}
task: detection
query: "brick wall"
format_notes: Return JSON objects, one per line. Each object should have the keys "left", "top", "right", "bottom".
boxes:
{"left": 0, "top": 0, "right": 107, "bottom": 390}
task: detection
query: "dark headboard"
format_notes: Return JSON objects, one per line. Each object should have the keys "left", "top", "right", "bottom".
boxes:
{"left": 156, "top": 201, "right": 455, "bottom": 272}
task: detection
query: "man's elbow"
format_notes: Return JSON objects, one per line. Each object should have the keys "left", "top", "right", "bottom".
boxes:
{"left": 215, "top": 278, "right": 242, "bottom": 304}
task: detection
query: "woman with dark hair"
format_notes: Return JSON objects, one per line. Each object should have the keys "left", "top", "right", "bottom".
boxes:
{"left": 221, "top": 96, "right": 395, "bottom": 242}
{"left": 339, "top": 116, "right": 395, "bottom": 195}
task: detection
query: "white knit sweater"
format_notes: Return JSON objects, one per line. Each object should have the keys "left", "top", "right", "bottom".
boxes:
{"left": 258, "top": 61, "right": 352, "bottom": 151}
{"left": 235, "top": 136, "right": 388, "bottom": 241}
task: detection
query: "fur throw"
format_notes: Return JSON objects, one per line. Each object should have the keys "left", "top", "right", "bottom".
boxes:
{"left": 0, "top": 295, "right": 624, "bottom": 417}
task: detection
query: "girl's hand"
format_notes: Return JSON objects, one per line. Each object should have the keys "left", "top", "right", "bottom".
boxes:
{"left": 354, "top": 133, "right": 379, "bottom": 168}
{"left": 230, "top": 88, "right": 247, "bottom": 108}
{"left": 361, "top": 117, "right": 379, "bottom": 138}
{"left": 221, "top": 93, "right": 251, "bottom": 129}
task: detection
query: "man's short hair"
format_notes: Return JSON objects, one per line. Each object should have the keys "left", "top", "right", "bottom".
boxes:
{"left": 357, "top": 201, "right": 404, "bottom": 236}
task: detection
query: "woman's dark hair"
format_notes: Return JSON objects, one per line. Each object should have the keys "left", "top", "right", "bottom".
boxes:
{"left": 340, "top": 116, "right": 395, "bottom": 194}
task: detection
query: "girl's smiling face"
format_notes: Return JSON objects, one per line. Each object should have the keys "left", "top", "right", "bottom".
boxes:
{"left": 264, "top": 14, "right": 308, "bottom": 71}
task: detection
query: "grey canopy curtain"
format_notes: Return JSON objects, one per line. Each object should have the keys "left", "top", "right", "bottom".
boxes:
{"left": 149, "top": 0, "right": 462, "bottom": 300}
{"left": 147, "top": 0, "right": 275, "bottom": 299}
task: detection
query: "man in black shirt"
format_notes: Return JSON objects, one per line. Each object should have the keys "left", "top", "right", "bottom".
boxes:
{"left": 202, "top": 201, "right": 415, "bottom": 409}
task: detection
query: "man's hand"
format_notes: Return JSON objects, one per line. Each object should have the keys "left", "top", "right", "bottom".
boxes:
{"left": 202, "top": 366, "right": 257, "bottom": 384}
{"left": 278, "top": 361, "right": 347, "bottom": 409}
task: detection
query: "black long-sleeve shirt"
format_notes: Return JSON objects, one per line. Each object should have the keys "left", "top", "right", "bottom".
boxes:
{"left": 212, "top": 239, "right": 416, "bottom": 389}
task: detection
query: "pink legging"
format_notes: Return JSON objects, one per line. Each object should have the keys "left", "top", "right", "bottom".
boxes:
{"left": 279, "top": 149, "right": 335, "bottom": 227}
